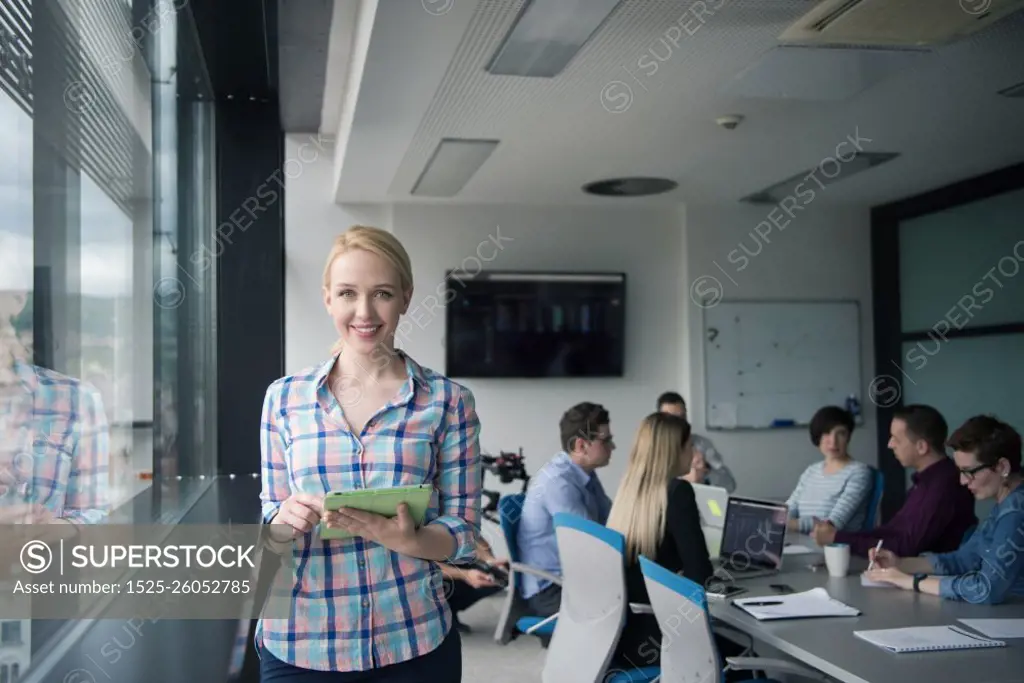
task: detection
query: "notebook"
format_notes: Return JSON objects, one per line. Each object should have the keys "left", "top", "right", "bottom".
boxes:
{"left": 854, "top": 625, "right": 1007, "bottom": 653}
{"left": 732, "top": 587, "right": 861, "bottom": 620}
{"left": 782, "top": 544, "right": 816, "bottom": 555}
{"left": 861, "top": 574, "right": 896, "bottom": 588}
{"left": 957, "top": 619, "right": 1024, "bottom": 639}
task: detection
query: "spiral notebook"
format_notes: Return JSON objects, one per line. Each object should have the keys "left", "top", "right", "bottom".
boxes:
{"left": 854, "top": 625, "right": 1007, "bottom": 653}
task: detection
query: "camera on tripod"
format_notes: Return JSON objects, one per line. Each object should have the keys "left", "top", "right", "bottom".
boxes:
{"left": 481, "top": 447, "right": 529, "bottom": 524}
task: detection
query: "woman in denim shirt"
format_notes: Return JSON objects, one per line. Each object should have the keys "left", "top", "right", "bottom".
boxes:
{"left": 866, "top": 415, "right": 1024, "bottom": 604}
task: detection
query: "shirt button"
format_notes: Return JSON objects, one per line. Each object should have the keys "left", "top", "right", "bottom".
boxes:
{"left": 362, "top": 599, "right": 369, "bottom": 607}
{"left": 358, "top": 560, "right": 365, "bottom": 568}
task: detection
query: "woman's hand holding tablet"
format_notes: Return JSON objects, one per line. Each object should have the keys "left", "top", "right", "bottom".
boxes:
{"left": 269, "top": 493, "right": 325, "bottom": 541}
{"left": 319, "top": 484, "right": 434, "bottom": 546}
{"left": 324, "top": 503, "right": 419, "bottom": 553}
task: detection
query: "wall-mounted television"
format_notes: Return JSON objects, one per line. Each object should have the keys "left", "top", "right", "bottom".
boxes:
{"left": 444, "top": 271, "right": 626, "bottom": 378}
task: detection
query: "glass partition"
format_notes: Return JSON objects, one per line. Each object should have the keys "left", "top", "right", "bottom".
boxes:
{"left": 0, "top": 0, "right": 217, "bottom": 676}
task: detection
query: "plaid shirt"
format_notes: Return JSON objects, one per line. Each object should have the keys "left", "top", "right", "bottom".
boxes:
{"left": 0, "top": 360, "right": 110, "bottom": 523}
{"left": 257, "top": 352, "right": 481, "bottom": 672}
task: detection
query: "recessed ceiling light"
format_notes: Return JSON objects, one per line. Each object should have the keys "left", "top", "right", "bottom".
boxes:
{"left": 411, "top": 139, "right": 499, "bottom": 197}
{"left": 583, "top": 177, "right": 678, "bottom": 197}
{"left": 740, "top": 152, "right": 900, "bottom": 204}
{"left": 486, "top": 0, "right": 624, "bottom": 78}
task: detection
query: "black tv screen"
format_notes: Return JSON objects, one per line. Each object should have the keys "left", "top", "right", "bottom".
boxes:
{"left": 444, "top": 271, "right": 626, "bottom": 378}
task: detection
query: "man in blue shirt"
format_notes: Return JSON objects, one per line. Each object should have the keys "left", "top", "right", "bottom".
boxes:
{"left": 516, "top": 402, "right": 614, "bottom": 617}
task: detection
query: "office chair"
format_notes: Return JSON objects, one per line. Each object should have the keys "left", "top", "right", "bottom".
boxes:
{"left": 639, "top": 556, "right": 830, "bottom": 683}
{"left": 543, "top": 514, "right": 659, "bottom": 683}
{"left": 493, "top": 493, "right": 561, "bottom": 645}
{"left": 864, "top": 468, "right": 885, "bottom": 529}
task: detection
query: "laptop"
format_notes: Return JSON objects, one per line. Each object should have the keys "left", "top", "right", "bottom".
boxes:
{"left": 713, "top": 496, "right": 788, "bottom": 580}
{"left": 692, "top": 482, "right": 729, "bottom": 558}
{"left": 692, "top": 483, "right": 729, "bottom": 529}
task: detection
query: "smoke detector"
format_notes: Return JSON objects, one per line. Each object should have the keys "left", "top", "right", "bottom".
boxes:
{"left": 716, "top": 115, "right": 745, "bottom": 130}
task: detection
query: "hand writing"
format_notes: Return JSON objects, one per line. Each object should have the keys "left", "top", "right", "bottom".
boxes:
{"left": 864, "top": 566, "right": 911, "bottom": 590}
{"left": 868, "top": 547, "right": 900, "bottom": 570}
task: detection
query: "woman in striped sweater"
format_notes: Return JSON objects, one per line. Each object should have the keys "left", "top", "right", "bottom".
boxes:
{"left": 785, "top": 406, "right": 873, "bottom": 533}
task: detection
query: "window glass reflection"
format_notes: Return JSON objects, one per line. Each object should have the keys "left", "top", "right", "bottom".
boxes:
{"left": 80, "top": 174, "right": 141, "bottom": 507}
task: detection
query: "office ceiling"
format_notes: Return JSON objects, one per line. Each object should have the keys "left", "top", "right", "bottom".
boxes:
{"left": 278, "top": 0, "right": 333, "bottom": 131}
{"left": 313, "top": 0, "right": 1024, "bottom": 206}
{"left": 187, "top": 0, "right": 278, "bottom": 101}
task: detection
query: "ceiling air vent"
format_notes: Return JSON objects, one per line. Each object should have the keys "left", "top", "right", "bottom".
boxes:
{"left": 779, "top": 0, "right": 1024, "bottom": 47}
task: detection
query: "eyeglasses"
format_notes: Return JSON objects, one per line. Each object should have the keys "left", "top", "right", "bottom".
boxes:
{"left": 958, "top": 463, "right": 992, "bottom": 481}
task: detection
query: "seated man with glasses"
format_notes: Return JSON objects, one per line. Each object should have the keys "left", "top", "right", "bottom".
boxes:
{"left": 865, "top": 415, "right": 1024, "bottom": 604}
{"left": 516, "top": 402, "right": 615, "bottom": 622}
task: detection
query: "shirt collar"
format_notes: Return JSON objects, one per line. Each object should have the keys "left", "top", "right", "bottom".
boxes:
{"left": 994, "top": 481, "right": 1024, "bottom": 514}
{"left": 314, "top": 349, "right": 429, "bottom": 395}
{"left": 912, "top": 454, "right": 954, "bottom": 485}
{"left": 552, "top": 451, "right": 594, "bottom": 488}
{"left": 0, "top": 359, "right": 39, "bottom": 395}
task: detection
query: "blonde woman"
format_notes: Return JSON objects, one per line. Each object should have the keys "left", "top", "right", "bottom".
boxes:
{"left": 258, "top": 226, "right": 482, "bottom": 682}
{"left": 606, "top": 412, "right": 716, "bottom": 670}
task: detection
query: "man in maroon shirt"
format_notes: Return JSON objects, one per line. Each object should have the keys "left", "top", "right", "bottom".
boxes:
{"left": 812, "top": 404, "right": 977, "bottom": 557}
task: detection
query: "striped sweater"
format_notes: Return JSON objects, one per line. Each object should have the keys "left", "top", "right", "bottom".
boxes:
{"left": 785, "top": 460, "right": 874, "bottom": 533}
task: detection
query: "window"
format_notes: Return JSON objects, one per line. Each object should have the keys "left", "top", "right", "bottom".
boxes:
{"left": 1, "top": 621, "right": 21, "bottom": 644}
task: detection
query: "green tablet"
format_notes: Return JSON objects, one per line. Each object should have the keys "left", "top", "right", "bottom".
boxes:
{"left": 319, "top": 484, "right": 434, "bottom": 540}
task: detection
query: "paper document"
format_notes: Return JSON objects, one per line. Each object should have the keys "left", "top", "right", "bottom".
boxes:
{"left": 854, "top": 625, "right": 1006, "bottom": 653}
{"left": 782, "top": 544, "right": 815, "bottom": 555}
{"left": 861, "top": 574, "right": 896, "bottom": 588}
{"left": 733, "top": 587, "right": 860, "bottom": 621}
{"left": 957, "top": 619, "right": 1024, "bottom": 639}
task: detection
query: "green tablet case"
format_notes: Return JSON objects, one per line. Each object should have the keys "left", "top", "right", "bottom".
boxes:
{"left": 319, "top": 484, "right": 433, "bottom": 540}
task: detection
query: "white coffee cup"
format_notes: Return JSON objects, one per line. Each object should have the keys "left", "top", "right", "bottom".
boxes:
{"left": 824, "top": 543, "right": 851, "bottom": 578}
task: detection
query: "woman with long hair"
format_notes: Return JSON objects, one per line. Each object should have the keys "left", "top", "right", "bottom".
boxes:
{"left": 606, "top": 411, "right": 714, "bottom": 669}
{"left": 257, "top": 225, "right": 481, "bottom": 682}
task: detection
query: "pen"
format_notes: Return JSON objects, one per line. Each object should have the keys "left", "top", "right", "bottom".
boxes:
{"left": 867, "top": 539, "right": 883, "bottom": 572}
{"left": 743, "top": 601, "right": 784, "bottom": 606}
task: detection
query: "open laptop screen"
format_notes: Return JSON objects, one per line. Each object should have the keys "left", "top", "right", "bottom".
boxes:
{"left": 719, "top": 496, "right": 788, "bottom": 569}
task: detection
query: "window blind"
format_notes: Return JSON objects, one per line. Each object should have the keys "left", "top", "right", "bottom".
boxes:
{"left": 2, "top": 0, "right": 144, "bottom": 215}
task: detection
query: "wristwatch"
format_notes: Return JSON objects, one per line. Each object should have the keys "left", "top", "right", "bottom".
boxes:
{"left": 913, "top": 573, "right": 929, "bottom": 592}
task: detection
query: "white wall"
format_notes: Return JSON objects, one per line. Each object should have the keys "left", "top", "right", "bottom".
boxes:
{"left": 284, "top": 135, "right": 392, "bottom": 374}
{"left": 283, "top": 135, "right": 876, "bottom": 509}
{"left": 683, "top": 204, "right": 876, "bottom": 500}
{"left": 391, "top": 203, "right": 686, "bottom": 494}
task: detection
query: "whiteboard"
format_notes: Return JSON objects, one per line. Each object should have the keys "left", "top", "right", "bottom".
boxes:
{"left": 702, "top": 300, "right": 862, "bottom": 430}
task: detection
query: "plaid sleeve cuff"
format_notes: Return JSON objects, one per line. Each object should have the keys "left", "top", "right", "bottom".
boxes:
{"left": 63, "top": 509, "right": 108, "bottom": 525}
{"left": 263, "top": 502, "right": 281, "bottom": 525}
{"left": 428, "top": 515, "right": 477, "bottom": 563}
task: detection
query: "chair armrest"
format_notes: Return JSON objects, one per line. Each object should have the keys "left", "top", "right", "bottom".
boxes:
{"left": 725, "top": 657, "right": 830, "bottom": 682}
{"left": 524, "top": 612, "right": 559, "bottom": 634}
{"left": 629, "top": 603, "right": 654, "bottom": 614}
{"left": 710, "top": 620, "right": 754, "bottom": 657}
{"left": 509, "top": 562, "right": 563, "bottom": 586}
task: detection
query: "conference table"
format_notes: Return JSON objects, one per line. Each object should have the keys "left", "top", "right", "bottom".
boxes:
{"left": 708, "top": 537, "right": 1024, "bottom": 683}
